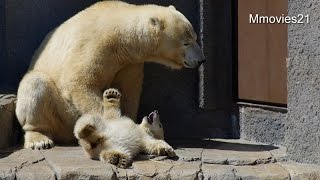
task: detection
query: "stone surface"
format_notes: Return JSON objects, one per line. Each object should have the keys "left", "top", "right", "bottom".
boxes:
{"left": 269, "top": 146, "right": 287, "bottom": 162}
{"left": 41, "top": 146, "right": 117, "bottom": 180}
{"left": 15, "top": 161, "right": 55, "bottom": 180}
{"left": 285, "top": 0, "right": 320, "bottom": 164}
{"left": 234, "top": 163, "right": 290, "bottom": 180}
{"left": 0, "top": 139, "right": 319, "bottom": 179}
{"left": 175, "top": 148, "right": 203, "bottom": 162}
{"left": 0, "top": 149, "right": 48, "bottom": 179}
{"left": 169, "top": 161, "right": 202, "bottom": 180}
{"left": 239, "top": 105, "right": 286, "bottom": 146}
{"left": 131, "top": 159, "right": 173, "bottom": 178}
{"left": 0, "top": 94, "right": 17, "bottom": 149}
{"left": 280, "top": 161, "right": 320, "bottom": 180}
{"left": 202, "top": 139, "right": 278, "bottom": 166}
{"left": 202, "top": 164, "right": 236, "bottom": 180}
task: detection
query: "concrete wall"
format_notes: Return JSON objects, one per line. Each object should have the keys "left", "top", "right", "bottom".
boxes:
{"left": 239, "top": 105, "right": 286, "bottom": 146}
{"left": 239, "top": 0, "right": 320, "bottom": 165}
{"left": 284, "top": 0, "right": 320, "bottom": 165}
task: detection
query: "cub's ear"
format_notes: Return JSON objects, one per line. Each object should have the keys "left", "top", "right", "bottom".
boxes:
{"left": 168, "top": 5, "right": 176, "bottom": 10}
{"left": 149, "top": 17, "right": 164, "bottom": 31}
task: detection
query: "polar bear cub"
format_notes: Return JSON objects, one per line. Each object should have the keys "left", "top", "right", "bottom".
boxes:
{"left": 74, "top": 88, "right": 175, "bottom": 168}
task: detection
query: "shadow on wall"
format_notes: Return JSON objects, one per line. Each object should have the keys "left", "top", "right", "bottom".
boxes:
{"left": 2, "top": 0, "right": 98, "bottom": 90}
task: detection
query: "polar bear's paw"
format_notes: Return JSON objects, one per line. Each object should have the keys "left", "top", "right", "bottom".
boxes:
{"left": 24, "top": 131, "right": 54, "bottom": 150}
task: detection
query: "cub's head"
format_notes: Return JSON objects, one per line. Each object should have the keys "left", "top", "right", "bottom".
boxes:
{"left": 140, "top": 110, "right": 164, "bottom": 140}
{"left": 147, "top": 5, "right": 205, "bottom": 69}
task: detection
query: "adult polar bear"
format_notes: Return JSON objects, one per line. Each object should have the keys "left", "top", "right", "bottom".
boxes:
{"left": 16, "top": 1, "right": 205, "bottom": 149}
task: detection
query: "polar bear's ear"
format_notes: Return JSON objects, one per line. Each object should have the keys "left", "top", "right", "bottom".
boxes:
{"left": 150, "top": 17, "right": 160, "bottom": 27}
{"left": 149, "top": 17, "right": 163, "bottom": 31}
{"left": 168, "top": 5, "right": 176, "bottom": 10}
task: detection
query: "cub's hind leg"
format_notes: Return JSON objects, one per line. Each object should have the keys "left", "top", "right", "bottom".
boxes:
{"left": 100, "top": 150, "right": 132, "bottom": 168}
{"left": 74, "top": 114, "right": 107, "bottom": 159}
{"left": 74, "top": 114, "right": 106, "bottom": 146}
{"left": 74, "top": 115, "right": 97, "bottom": 139}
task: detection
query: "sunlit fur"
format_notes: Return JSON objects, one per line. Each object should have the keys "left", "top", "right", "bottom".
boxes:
{"left": 74, "top": 88, "right": 175, "bottom": 168}
{"left": 16, "top": 1, "right": 203, "bottom": 150}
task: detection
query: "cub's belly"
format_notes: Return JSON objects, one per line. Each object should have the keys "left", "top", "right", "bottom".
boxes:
{"left": 106, "top": 122, "right": 143, "bottom": 155}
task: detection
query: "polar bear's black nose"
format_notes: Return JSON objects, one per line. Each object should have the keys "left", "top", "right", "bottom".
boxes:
{"left": 198, "top": 60, "right": 206, "bottom": 66}
{"left": 198, "top": 59, "right": 206, "bottom": 65}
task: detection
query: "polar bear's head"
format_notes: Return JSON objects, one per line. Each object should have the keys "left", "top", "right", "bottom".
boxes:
{"left": 140, "top": 110, "right": 164, "bottom": 140}
{"left": 147, "top": 5, "right": 205, "bottom": 69}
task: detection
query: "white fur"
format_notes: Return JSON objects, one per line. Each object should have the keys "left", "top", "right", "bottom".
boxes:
{"left": 16, "top": 1, "right": 203, "bottom": 150}
{"left": 74, "top": 89, "right": 175, "bottom": 168}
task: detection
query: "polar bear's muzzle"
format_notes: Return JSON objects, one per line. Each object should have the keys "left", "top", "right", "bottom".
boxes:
{"left": 184, "top": 42, "right": 205, "bottom": 68}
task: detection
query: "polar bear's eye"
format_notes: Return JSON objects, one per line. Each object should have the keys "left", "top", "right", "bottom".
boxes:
{"left": 184, "top": 43, "right": 190, "bottom": 46}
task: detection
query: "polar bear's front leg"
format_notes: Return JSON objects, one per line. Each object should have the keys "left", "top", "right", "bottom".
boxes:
{"left": 111, "top": 63, "right": 144, "bottom": 121}
{"left": 70, "top": 87, "right": 104, "bottom": 114}
{"left": 24, "top": 131, "right": 54, "bottom": 149}
{"left": 16, "top": 71, "right": 64, "bottom": 149}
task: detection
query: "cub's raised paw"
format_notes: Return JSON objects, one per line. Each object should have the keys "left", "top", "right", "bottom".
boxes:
{"left": 103, "top": 88, "right": 121, "bottom": 101}
{"left": 24, "top": 131, "right": 54, "bottom": 150}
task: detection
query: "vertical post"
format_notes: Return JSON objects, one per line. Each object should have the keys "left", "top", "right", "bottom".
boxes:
{"left": 199, "top": 0, "right": 233, "bottom": 110}
{"left": 0, "top": 0, "right": 6, "bottom": 89}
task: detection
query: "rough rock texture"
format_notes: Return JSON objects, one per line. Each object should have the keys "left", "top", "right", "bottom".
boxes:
{"left": 202, "top": 140, "right": 277, "bottom": 166}
{"left": 0, "top": 149, "right": 49, "bottom": 179}
{"left": 234, "top": 164, "right": 290, "bottom": 180}
{"left": 285, "top": 0, "right": 320, "bottom": 164}
{"left": 239, "top": 105, "right": 286, "bottom": 146}
{"left": 2, "top": 139, "right": 317, "bottom": 180}
{"left": 0, "top": 94, "right": 17, "bottom": 149}
{"left": 15, "top": 161, "right": 56, "bottom": 180}
{"left": 202, "top": 164, "right": 235, "bottom": 180}
{"left": 41, "top": 147, "right": 117, "bottom": 180}
{"left": 280, "top": 161, "right": 320, "bottom": 180}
